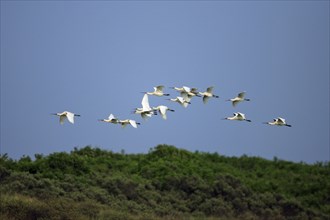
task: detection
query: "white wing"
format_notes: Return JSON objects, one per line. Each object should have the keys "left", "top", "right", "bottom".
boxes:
{"left": 108, "top": 114, "right": 115, "bottom": 120}
{"left": 155, "top": 85, "right": 164, "bottom": 92}
{"left": 203, "top": 96, "right": 210, "bottom": 104}
{"left": 237, "top": 112, "right": 245, "bottom": 120}
{"left": 129, "top": 120, "right": 138, "bottom": 128}
{"left": 141, "top": 94, "right": 151, "bottom": 111}
{"left": 183, "top": 86, "right": 191, "bottom": 93}
{"left": 141, "top": 112, "right": 152, "bottom": 120}
{"left": 232, "top": 100, "right": 239, "bottom": 107}
{"left": 159, "top": 106, "right": 167, "bottom": 120}
{"left": 66, "top": 112, "right": 75, "bottom": 124}
{"left": 177, "top": 96, "right": 185, "bottom": 103}
{"left": 206, "top": 86, "right": 214, "bottom": 93}
{"left": 59, "top": 115, "right": 66, "bottom": 125}
{"left": 181, "top": 92, "right": 191, "bottom": 102}
{"left": 238, "top": 92, "right": 245, "bottom": 99}
{"left": 277, "top": 117, "right": 286, "bottom": 124}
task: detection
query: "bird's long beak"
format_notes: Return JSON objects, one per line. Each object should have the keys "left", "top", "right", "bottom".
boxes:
{"left": 51, "top": 113, "right": 57, "bottom": 115}
{"left": 74, "top": 114, "right": 81, "bottom": 117}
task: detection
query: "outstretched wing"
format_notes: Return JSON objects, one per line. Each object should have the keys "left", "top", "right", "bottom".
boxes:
{"left": 181, "top": 92, "right": 191, "bottom": 102}
{"left": 108, "top": 114, "right": 115, "bottom": 120}
{"left": 66, "top": 112, "right": 75, "bottom": 124}
{"left": 155, "top": 85, "right": 164, "bottom": 92}
{"left": 206, "top": 86, "right": 214, "bottom": 93}
{"left": 141, "top": 94, "right": 151, "bottom": 111}
{"left": 203, "top": 96, "right": 210, "bottom": 104}
{"left": 159, "top": 106, "right": 167, "bottom": 120}
{"left": 129, "top": 120, "right": 138, "bottom": 128}
{"left": 59, "top": 115, "right": 66, "bottom": 125}
{"left": 277, "top": 117, "right": 286, "bottom": 124}
{"left": 236, "top": 112, "right": 245, "bottom": 120}
{"left": 183, "top": 86, "right": 191, "bottom": 93}
{"left": 238, "top": 92, "right": 245, "bottom": 99}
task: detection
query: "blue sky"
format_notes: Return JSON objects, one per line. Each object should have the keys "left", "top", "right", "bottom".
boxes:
{"left": 1, "top": 1, "right": 329, "bottom": 163}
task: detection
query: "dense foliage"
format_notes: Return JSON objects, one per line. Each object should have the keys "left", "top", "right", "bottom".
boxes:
{"left": 0, "top": 145, "right": 329, "bottom": 219}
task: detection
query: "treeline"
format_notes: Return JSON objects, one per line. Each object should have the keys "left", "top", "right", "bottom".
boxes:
{"left": 0, "top": 145, "right": 329, "bottom": 220}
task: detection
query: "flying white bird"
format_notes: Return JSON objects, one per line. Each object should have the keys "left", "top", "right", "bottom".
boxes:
{"left": 181, "top": 87, "right": 201, "bottom": 101}
{"left": 263, "top": 117, "right": 292, "bottom": 127}
{"left": 227, "top": 91, "right": 250, "bottom": 107}
{"left": 199, "top": 86, "right": 219, "bottom": 104}
{"left": 145, "top": 85, "right": 170, "bottom": 96}
{"left": 170, "top": 86, "right": 199, "bottom": 97}
{"left": 98, "top": 114, "right": 119, "bottom": 124}
{"left": 170, "top": 86, "right": 199, "bottom": 102}
{"left": 153, "top": 105, "right": 175, "bottom": 120}
{"left": 134, "top": 94, "right": 156, "bottom": 119}
{"left": 118, "top": 119, "right": 140, "bottom": 128}
{"left": 169, "top": 86, "right": 187, "bottom": 93}
{"left": 167, "top": 96, "right": 191, "bottom": 108}
{"left": 51, "top": 111, "right": 80, "bottom": 124}
{"left": 223, "top": 112, "right": 251, "bottom": 122}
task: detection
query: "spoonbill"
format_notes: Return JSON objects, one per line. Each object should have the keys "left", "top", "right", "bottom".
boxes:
{"left": 167, "top": 96, "right": 191, "bottom": 108}
{"left": 227, "top": 91, "right": 250, "bottom": 107}
{"left": 169, "top": 86, "right": 187, "bottom": 93}
{"left": 51, "top": 111, "right": 80, "bottom": 124}
{"left": 118, "top": 119, "right": 140, "bottom": 128}
{"left": 134, "top": 94, "right": 156, "bottom": 119}
{"left": 223, "top": 112, "right": 251, "bottom": 122}
{"left": 153, "top": 105, "right": 175, "bottom": 120}
{"left": 170, "top": 86, "right": 200, "bottom": 98}
{"left": 263, "top": 117, "right": 292, "bottom": 127}
{"left": 199, "top": 86, "right": 219, "bottom": 104}
{"left": 181, "top": 87, "right": 201, "bottom": 101}
{"left": 145, "top": 85, "right": 170, "bottom": 96}
{"left": 98, "top": 114, "right": 119, "bottom": 124}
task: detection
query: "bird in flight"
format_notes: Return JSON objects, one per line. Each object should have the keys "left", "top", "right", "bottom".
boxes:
{"left": 223, "top": 112, "right": 251, "bottom": 122}
{"left": 118, "top": 119, "right": 140, "bottom": 128}
{"left": 145, "top": 85, "right": 170, "bottom": 97}
{"left": 134, "top": 94, "right": 157, "bottom": 119}
{"left": 199, "top": 86, "right": 219, "bottom": 104}
{"left": 98, "top": 114, "right": 119, "bottom": 124}
{"left": 167, "top": 96, "right": 191, "bottom": 108}
{"left": 153, "top": 105, "right": 175, "bottom": 120}
{"left": 227, "top": 91, "right": 250, "bottom": 107}
{"left": 51, "top": 111, "right": 80, "bottom": 125}
{"left": 263, "top": 117, "right": 292, "bottom": 127}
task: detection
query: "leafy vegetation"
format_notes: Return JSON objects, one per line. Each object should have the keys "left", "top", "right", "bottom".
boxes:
{"left": 1, "top": 145, "right": 329, "bottom": 219}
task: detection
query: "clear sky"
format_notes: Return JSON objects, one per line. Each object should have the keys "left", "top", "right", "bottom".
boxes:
{"left": 1, "top": 1, "right": 329, "bottom": 164}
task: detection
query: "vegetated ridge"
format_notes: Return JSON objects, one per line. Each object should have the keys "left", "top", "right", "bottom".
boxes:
{"left": 0, "top": 145, "right": 329, "bottom": 220}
